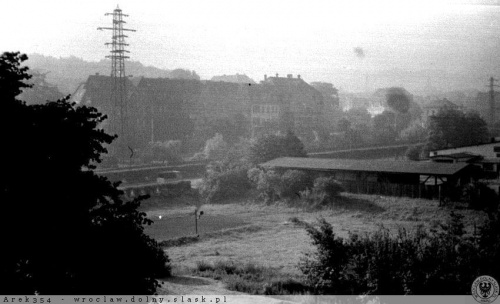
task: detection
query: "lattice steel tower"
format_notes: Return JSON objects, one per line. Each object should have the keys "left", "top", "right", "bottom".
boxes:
{"left": 98, "top": 5, "right": 136, "bottom": 144}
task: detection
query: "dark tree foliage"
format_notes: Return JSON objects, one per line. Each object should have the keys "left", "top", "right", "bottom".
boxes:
{"left": 426, "top": 108, "right": 489, "bottom": 151}
{"left": 0, "top": 52, "right": 170, "bottom": 295}
{"left": 0, "top": 52, "right": 31, "bottom": 100}
{"left": 386, "top": 87, "right": 411, "bottom": 114}
{"left": 249, "top": 130, "right": 307, "bottom": 165}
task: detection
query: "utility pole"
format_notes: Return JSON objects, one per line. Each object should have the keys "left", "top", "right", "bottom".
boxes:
{"left": 487, "top": 76, "right": 499, "bottom": 126}
{"left": 98, "top": 6, "right": 136, "bottom": 155}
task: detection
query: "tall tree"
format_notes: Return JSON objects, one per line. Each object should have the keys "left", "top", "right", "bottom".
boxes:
{"left": 0, "top": 52, "right": 170, "bottom": 294}
{"left": 386, "top": 87, "right": 411, "bottom": 114}
{"left": 249, "top": 130, "right": 307, "bottom": 165}
{"left": 426, "top": 108, "right": 489, "bottom": 151}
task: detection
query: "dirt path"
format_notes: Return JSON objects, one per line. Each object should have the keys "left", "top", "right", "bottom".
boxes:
{"left": 157, "top": 275, "right": 243, "bottom": 295}
{"left": 156, "top": 276, "right": 298, "bottom": 303}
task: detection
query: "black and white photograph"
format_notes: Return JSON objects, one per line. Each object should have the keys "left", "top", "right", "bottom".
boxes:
{"left": 1, "top": 0, "right": 500, "bottom": 302}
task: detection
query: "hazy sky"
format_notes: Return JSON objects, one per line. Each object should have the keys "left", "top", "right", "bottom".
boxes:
{"left": 2, "top": 0, "right": 500, "bottom": 91}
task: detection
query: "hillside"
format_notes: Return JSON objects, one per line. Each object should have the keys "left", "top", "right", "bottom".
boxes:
{"left": 24, "top": 53, "right": 176, "bottom": 94}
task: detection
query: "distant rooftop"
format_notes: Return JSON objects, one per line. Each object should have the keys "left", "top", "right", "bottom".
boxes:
{"left": 430, "top": 137, "right": 500, "bottom": 155}
{"left": 261, "top": 157, "right": 470, "bottom": 176}
{"left": 262, "top": 73, "right": 304, "bottom": 84}
{"left": 430, "top": 152, "right": 482, "bottom": 160}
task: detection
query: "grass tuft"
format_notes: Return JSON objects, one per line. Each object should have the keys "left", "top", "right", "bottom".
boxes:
{"left": 191, "top": 260, "right": 309, "bottom": 295}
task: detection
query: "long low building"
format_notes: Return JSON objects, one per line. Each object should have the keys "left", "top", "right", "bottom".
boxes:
{"left": 261, "top": 157, "right": 478, "bottom": 200}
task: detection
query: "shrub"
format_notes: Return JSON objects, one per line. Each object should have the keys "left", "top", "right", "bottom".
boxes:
{"left": 300, "top": 213, "right": 500, "bottom": 295}
{"left": 203, "top": 133, "right": 229, "bottom": 161}
{"left": 248, "top": 168, "right": 282, "bottom": 202}
{"left": 249, "top": 130, "right": 307, "bottom": 165}
{"left": 199, "top": 163, "right": 252, "bottom": 203}
{"left": 462, "top": 181, "right": 499, "bottom": 211}
{"left": 196, "top": 260, "right": 214, "bottom": 272}
{"left": 198, "top": 137, "right": 254, "bottom": 203}
{"left": 312, "top": 176, "right": 343, "bottom": 203}
{"left": 280, "top": 170, "right": 314, "bottom": 199}
{"left": 248, "top": 169, "right": 313, "bottom": 202}
{"left": 263, "top": 278, "right": 311, "bottom": 295}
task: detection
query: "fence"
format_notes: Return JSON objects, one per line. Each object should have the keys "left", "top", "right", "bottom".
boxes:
{"left": 341, "top": 180, "right": 449, "bottom": 200}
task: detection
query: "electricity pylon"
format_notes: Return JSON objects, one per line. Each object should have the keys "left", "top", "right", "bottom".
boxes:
{"left": 98, "top": 5, "right": 136, "bottom": 153}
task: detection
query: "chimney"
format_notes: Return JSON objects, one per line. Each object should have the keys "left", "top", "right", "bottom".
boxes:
{"left": 276, "top": 73, "right": 279, "bottom": 77}
{"left": 297, "top": 75, "right": 301, "bottom": 79}
{"left": 264, "top": 74, "right": 267, "bottom": 81}
{"left": 95, "top": 72, "right": 100, "bottom": 76}
{"left": 287, "top": 74, "right": 293, "bottom": 78}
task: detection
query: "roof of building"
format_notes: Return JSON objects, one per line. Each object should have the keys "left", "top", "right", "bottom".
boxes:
{"left": 261, "top": 157, "right": 471, "bottom": 176}
{"left": 430, "top": 152, "right": 483, "bottom": 161}
{"left": 430, "top": 138, "right": 500, "bottom": 155}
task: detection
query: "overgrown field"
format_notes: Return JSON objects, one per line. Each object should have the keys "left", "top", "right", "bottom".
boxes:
{"left": 142, "top": 193, "right": 487, "bottom": 278}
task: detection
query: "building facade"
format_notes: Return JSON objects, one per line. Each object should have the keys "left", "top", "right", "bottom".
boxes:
{"left": 77, "top": 74, "right": 326, "bottom": 149}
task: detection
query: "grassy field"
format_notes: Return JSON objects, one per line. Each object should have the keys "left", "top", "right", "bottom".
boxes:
{"left": 141, "top": 193, "right": 488, "bottom": 278}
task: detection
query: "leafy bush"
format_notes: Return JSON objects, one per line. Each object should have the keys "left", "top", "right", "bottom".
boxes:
{"left": 280, "top": 170, "right": 314, "bottom": 199}
{"left": 196, "top": 260, "right": 214, "bottom": 272}
{"left": 198, "top": 137, "right": 254, "bottom": 203}
{"left": 203, "top": 133, "right": 229, "bottom": 160}
{"left": 199, "top": 162, "right": 251, "bottom": 203}
{"left": 248, "top": 168, "right": 282, "bottom": 202}
{"left": 249, "top": 130, "right": 307, "bottom": 165}
{"left": 248, "top": 168, "right": 313, "bottom": 202}
{"left": 312, "top": 176, "right": 343, "bottom": 203}
{"left": 462, "top": 181, "right": 499, "bottom": 211}
{"left": 300, "top": 212, "right": 500, "bottom": 295}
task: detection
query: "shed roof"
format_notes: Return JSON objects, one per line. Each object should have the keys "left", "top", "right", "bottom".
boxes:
{"left": 261, "top": 157, "right": 470, "bottom": 176}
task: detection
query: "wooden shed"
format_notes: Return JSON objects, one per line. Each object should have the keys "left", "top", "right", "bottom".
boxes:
{"left": 261, "top": 157, "right": 477, "bottom": 200}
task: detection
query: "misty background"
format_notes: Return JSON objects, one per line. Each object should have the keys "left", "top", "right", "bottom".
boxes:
{"left": 2, "top": 0, "right": 500, "bottom": 95}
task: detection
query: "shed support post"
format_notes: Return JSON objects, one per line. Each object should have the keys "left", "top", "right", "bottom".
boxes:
{"left": 438, "top": 184, "right": 442, "bottom": 206}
